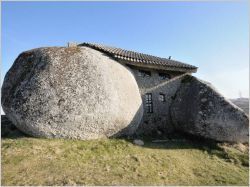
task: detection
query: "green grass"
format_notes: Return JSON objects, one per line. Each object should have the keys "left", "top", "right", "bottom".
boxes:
{"left": 1, "top": 137, "right": 249, "bottom": 186}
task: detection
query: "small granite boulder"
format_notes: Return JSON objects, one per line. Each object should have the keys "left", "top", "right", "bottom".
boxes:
{"left": 133, "top": 139, "right": 144, "bottom": 146}
{"left": 1, "top": 46, "right": 143, "bottom": 139}
{"left": 171, "top": 75, "right": 249, "bottom": 143}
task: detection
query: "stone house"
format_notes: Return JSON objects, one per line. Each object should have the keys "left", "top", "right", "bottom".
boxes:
{"left": 2, "top": 42, "right": 247, "bottom": 142}
{"left": 78, "top": 43, "right": 198, "bottom": 136}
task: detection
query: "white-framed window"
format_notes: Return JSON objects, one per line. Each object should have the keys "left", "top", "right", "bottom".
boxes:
{"left": 159, "top": 72, "right": 171, "bottom": 80}
{"left": 138, "top": 70, "right": 151, "bottom": 77}
{"left": 145, "top": 93, "right": 153, "bottom": 113}
{"left": 159, "top": 93, "right": 166, "bottom": 102}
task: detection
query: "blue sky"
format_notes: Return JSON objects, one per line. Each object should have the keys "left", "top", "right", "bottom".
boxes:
{"left": 1, "top": 1, "right": 249, "bottom": 98}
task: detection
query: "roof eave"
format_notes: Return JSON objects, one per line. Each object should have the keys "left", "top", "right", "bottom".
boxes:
{"left": 79, "top": 43, "right": 198, "bottom": 73}
{"left": 118, "top": 59, "right": 197, "bottom": 73}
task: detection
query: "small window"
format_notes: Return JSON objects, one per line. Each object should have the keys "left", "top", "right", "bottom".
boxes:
{"left": 159, "top": 93, "right": 166, "bottom": 102}
{"left": 138, "top": 70, "right": 151, "bottom": 77}
{"left": 145, "top": 93, "right": 153, "bottom": 113}
{"left": 159, "top": 73, "right": 171, "bottom": 80}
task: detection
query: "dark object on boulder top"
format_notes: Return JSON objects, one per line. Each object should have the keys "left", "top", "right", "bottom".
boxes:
{"left": 171, "top": 75, "right": 249, "bottom": 143}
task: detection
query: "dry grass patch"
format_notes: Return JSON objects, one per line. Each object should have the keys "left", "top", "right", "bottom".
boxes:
{"left": 1, "top": 137, "right": 249, "bottom": 186}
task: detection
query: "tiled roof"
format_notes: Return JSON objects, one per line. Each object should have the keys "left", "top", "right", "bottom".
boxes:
{"left": 78, "top": 42, "right": 197, "bottom": 72}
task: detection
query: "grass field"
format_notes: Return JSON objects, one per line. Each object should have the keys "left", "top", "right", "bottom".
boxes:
{"left": 1, "top": 133, "right": 249, "bottom": 186}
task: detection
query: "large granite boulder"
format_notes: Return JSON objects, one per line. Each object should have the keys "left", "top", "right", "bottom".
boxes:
{"left": 171, "top": 75, "right": 249, "bottom": 143}
{"left": 2, "top": 46, "right": 143, "bottom": 139}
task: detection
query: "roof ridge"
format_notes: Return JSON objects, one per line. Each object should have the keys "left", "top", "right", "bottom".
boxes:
{"left": 78, "top": 42, "right": 198, "bottom": 72}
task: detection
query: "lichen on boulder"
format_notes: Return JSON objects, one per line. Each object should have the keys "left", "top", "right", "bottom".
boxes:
{"left": 1, "top": 46, "right": 143, "bottom": 139}
{"left": 170, "top": 75, "right": 249, "bottom": 143}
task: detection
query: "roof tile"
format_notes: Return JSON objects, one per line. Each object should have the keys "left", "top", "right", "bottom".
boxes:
{"left": 78, "top": 42, "right": 197, "bottom": 72}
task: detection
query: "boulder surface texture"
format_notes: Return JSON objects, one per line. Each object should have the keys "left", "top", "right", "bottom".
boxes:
{"left": 2, "top": 46, "right": 143, "bottom": 139}
{"left": 171, "top": 75, "right": 249, "bottom": 143}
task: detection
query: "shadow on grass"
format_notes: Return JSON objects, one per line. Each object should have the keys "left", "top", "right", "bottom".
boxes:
{"left": 127, "top": 132, "right": 224, "bottom": 153}
{"left": 123, "top": 137, "right": 249, "bottom": 167}
{"left": 121, "top": 132, "right": 249, "bottom": 167}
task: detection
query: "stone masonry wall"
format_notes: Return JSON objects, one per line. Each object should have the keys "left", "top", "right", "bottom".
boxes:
{"left": 121, "top": 64, "right": 186, "bottom": 136}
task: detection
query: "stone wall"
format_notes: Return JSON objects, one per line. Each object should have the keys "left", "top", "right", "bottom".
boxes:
{"left": 125, "top": 65, "right": 183, "bottom": 94}
{"left": 116, "top": 61, "right": 249, "bottom": 143}
{"left": 120, "top": 63, "right": 185, "bottom": 136}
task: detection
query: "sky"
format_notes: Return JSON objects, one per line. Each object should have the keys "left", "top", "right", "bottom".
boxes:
{"left": 1, "top": 1, "right": 249, "bottom": 99}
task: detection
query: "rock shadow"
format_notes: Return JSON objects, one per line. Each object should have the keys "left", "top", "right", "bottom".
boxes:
{"left": 1, "top": 115, "right": 29, "bottom": 139}
{"left": 115, "top": 130, "right": 224, "bottom": 152}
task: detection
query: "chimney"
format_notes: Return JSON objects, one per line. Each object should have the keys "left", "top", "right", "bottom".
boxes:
{"left": 67, "top": 42, "right": 78, "bottom": 47}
